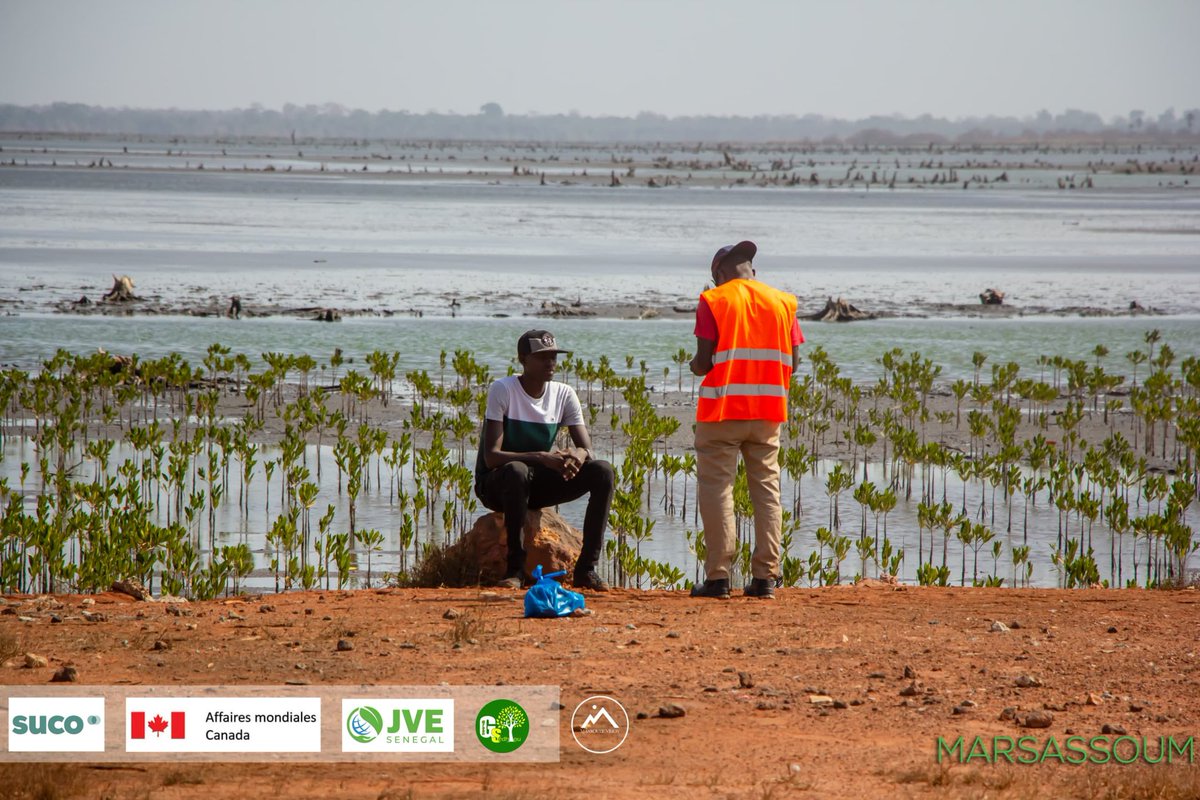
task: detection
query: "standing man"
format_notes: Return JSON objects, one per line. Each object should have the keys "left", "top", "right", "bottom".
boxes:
{"left": 689, "top": 241, "right": 802, "bottom": 599}
{"left": 475, "top": 329, "right": 615, "bottom": 591}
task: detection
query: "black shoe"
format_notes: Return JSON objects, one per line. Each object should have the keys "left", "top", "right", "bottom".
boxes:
{"left": 689, "top": 579, "right": 731, "bottom": 599}
{"left": 497, "top": 572, "right": 523, "bottom": 590}
{"left": 744, "top": 578, "right": 776, "bottom": 599}
{"left": 573, "top": 569, "right": 610, "bottom": 592}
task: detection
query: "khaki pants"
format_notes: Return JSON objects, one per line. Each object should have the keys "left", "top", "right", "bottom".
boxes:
{"left": 695, "top": 419, "right": 782, "bottom": 582}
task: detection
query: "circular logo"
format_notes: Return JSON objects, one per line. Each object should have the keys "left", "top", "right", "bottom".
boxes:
{"left": 571, "top": 695, "right": 629, "bottom": 754}
{"left": 475, "top": 699, "right": 529, "bottom": 753}
{"left": 87, "top": 715, "right": 101, "bottom": 726}
{"left": 346, "top": 706, "right": 383, "bottom": 743}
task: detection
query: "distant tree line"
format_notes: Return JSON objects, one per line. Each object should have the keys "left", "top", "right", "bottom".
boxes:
{"left": 0, "top": 102, "right": 1197, "bottom": 145}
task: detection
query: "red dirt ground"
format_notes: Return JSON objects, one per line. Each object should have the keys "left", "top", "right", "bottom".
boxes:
{"left": 2, "top": 584, "right": 1199, "bottom": 799}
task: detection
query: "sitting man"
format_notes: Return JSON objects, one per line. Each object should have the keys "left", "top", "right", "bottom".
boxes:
{"left": 474, "top": 329, "right": 615, "bottom": 591}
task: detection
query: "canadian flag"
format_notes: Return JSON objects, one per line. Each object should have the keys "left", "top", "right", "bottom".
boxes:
{"left": 130, "top": 711, "right": 186, "bottom": 739}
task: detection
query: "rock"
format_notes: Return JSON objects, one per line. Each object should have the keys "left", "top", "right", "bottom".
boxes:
{"left": 442, "top": 608, "right": 461, "bottom": 620}
{"left": 1130, "top": 701, "right": 1147, "bottom": 713}
{"left": 165, "top": 604, "right": 192, "bottom": 617}
{"left": 448, "top": 509, "right": 583, "bottom": 585}
{"left": 1086, "top": 692, "right": 1103, "bottom": 706}
{"left": 990, "top": 621, "right": 1010, "bottom": 633}
{"left": 336, "top": 639, "right": 354, "bottom": 652}
{"left": 151, "top": 640, "right": 170, "bottom": 651}
{"left": 259, "top": 604, "right": 276, "bottom": 613}
{"left": 111, "top": 579, "right": 150, "bottom": 601}
{"left": 24, "top": 653, "right": 48, "bottom": 669}
{"left": 999, "top": 707, "right": 1018, "bottom": 721}
{"left": 1101, "top": 723, "right": 1127, "bottom": 735}
{"left": 756, "top": 701, "right": 778, "bottom": 711}
{"left": 899, "top": 682, "right": 922, "bottom": 697}
{"left": 738, "top": 671, "right": 754, "bottom": 689}
{"left": 903, "top": 665, "right": 917, "bottom": 679}
{"left": 657, "top": 703, "right": 686, "bottom": 719}
{"left": 979, "top": 288, "right": 1005, "bottom": 305}
{"left": 809, "top": 695, "right": 834, "bottom": 706}
{"left": 1022, "top": 710, "right": 1054, "bottom": 729}
{"left": 867, "top": 671, "right": 886, "bottom": 679}
{"left": 952, "top": 705, "right": 971, "bottom": 715}
{"left": 832, "top": 699, "right": 848, "bottom": 710}
{"left": 1106, "top": 626, "right": 1118, "bottom": 633}
{"left": 1015, "top": 675, "right": 1043, "bottom": 688}
{"left": 81, "top": 610, "right": 106, "bottom": 623}
{"left": 50, "top": 665, "right": 78, "bottom": 683}
{"left": 1009, "top": 620, "right": 1022, "bottom": 629}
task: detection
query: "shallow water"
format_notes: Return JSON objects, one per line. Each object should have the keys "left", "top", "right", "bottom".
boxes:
{"left": 2, "top": 137, "right": 1200, "bottom": 322}
{"left": 0, "top": 435, "right": 1161, "bottom": 591}
{"left": 1, "top": 137, "right": 1197, "bottom": 592}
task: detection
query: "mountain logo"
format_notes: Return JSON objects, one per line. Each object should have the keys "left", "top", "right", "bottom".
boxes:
{"left": 571, "top": 695, "right": 629, "bottom": 754}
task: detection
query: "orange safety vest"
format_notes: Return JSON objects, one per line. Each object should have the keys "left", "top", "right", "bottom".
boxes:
{"left": 697, "top": 279, "right": 797, "bottom": 423}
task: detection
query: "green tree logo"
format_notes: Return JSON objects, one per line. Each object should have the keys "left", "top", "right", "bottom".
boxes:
{"left": 475, "top": 699, "right": 529, "bottom": 753}
{"left": 346, "top": 706, "right": 383, "bottom": 744}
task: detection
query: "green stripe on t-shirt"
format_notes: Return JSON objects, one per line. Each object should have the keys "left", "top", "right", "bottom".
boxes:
{"left": 502, "top": 417, "right": 559, "bottom": 453}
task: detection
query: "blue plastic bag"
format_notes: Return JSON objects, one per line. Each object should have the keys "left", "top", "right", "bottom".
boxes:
{"left": 523, "top": 565, "right": 587, "bottom": 618}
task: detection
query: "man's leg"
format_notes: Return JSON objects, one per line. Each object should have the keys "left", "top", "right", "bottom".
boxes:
{"left": 741, "top": 420, "right": 783, "bottom": 583}
{"left": 694, "top": 420, "right": 744, "bottom": 583}
{"left": 528, "top": 459, "right": 615, "bottom": 580}
{"left": 477, "top": 462, "right": 534, "bottom": 578}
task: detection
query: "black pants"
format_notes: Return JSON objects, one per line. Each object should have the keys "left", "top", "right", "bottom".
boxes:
{"left": 475, "top": 459, "right": 615, "bottom": 575}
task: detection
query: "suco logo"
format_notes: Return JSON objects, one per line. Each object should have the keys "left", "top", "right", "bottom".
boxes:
{"left": 11, "top": 714, "right": 101, "bottom": 735}
{"left": 8, "top": 697, "right": 106, "bottom": 753}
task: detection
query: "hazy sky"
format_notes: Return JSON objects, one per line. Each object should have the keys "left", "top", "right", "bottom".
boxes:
{"left": 1, "top": 0, "right": 1196, "bottom": 120}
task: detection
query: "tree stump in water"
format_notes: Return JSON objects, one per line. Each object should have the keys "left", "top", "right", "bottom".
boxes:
{"left": 103, "top": 274, "right": 136, "bottom": 302}
{"left": 805, "top": 296, "right": 873, "bottom": 322}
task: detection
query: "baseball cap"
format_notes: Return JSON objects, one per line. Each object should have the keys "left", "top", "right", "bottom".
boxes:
{"left": 517, "top": 329, "right": 572, "bottom": 357}
{"left": 711, "top": 240, "right": 757, "bottom": 272}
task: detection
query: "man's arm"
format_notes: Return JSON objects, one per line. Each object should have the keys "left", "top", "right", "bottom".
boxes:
{"left": 690, "top": 336, "right": 716, "bottom": 376}
{"left": 481, "top": 419, "right": 568, "bottom": 473}
{"left": 792, "top": 345, "right": 801, "bottom": 374}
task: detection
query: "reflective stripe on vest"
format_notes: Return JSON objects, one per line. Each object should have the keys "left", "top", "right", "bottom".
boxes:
{"left": 698, "top": 383, "right": 788, "bottom": 400}
{"left": 711, "top": 348, "right": 793, "bottom": 367}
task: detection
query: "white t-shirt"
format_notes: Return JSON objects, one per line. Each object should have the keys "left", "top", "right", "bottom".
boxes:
{"left": 474, "top": 376, "right": 584, "bottom": 480}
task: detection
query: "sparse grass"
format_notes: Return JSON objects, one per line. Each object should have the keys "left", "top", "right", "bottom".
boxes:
{"left": 0, "top": 764, "right": 85, "bottom": 800}
{"left": 1068, "top": 764, "right": 1200, "bottom": 800}
{"left": 375, "top": 788, "right": 414, "bottom": 800}
{"left": 161, "top": 769, "right": 205, "bottom": 787}
{"left": 406, "top": 542, "right": 483, "bottom": 588}
{"left": 447, "top": 612, "right": 493, "bottom": 646}
{"left": 0, "top": 629, "right": 21, "bottom": 665}
{"left": 891, "top": 762, "right": 953, "bottom": 787}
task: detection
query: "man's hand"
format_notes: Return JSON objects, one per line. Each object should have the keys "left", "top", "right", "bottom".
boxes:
{"left": 547, "top": 446, "right": 588, "bottom": 480}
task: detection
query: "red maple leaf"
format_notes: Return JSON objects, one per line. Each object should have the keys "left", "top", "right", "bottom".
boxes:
{"left": 148, "top": 714, "right": 169, "bottom": 736}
